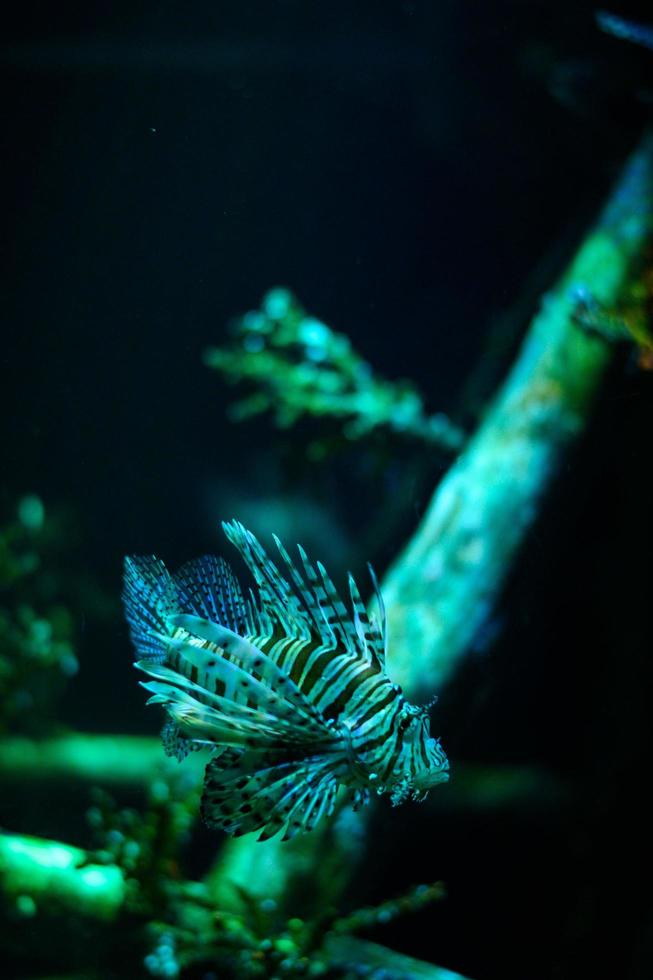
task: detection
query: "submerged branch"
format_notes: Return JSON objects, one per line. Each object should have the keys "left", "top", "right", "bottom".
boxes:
{"left": 385, "top": 131, "right": 653, "bottom": 699}
{"left": 0, "top": 832, "right": 126, "bottom": 921}
{"left": 0, "top": 733, "right": 204, "bottom": 787}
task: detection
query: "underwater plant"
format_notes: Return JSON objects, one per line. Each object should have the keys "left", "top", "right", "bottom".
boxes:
{"left": 0, "top": 495, "right": 79, "bottom": 736}
{"left": 1, "top": 809, "right": 450, "bottom": 978}
{"left": 204, "top": 287, "right": 466, "bottom": 456}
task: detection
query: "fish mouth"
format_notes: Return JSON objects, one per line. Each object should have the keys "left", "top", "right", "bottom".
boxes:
{"left": 417, "top": 766, "right": 450, "bottom": 791}
{"left": 434, "top": 759, "right": 450, "bottom": 785}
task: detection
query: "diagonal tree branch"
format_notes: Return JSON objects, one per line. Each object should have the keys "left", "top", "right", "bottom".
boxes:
{"left": 384, "top": 130, "right": 653, "bottom": 699}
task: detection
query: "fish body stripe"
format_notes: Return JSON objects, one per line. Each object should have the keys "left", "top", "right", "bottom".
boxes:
{"left": 312, "top": 657, "right": 374, "bottom": 717}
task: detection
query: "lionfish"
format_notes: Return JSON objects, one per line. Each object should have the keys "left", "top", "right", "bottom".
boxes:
{"left": 123, "top": 521, "right": 449, "bottom": 841}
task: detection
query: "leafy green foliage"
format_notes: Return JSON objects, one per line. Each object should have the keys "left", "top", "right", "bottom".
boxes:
{"left": 204, "top": 289, "right": 465, "bottom": 457}
{"left": 0, "top": 496, "right": 79, "bottom": 735}
{"left": 84, "top": 779, "right": 445, "bottom": 977}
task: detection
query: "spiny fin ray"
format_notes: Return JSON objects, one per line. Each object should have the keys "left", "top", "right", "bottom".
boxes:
{"left": 123, "top": 556, "right": 177, "bottom": 663}
{"left": 201, "top": 751, "right": 339, "bottom": 840}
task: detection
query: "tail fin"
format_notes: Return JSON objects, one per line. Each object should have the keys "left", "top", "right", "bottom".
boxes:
{"left": 123, "top": 556, "right": 178, "bottom": 664}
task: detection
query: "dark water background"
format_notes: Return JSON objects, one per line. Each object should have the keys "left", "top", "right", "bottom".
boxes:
{"left": 2, "top": 1, "right": 653, "bottom": 978}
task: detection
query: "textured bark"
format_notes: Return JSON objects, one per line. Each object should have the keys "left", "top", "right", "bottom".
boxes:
{"left": 385, "top": 132, "right": 653, "bottom": 699}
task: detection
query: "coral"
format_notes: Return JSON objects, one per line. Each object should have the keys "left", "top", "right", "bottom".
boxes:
{"left": 204, "top": 288, "right": 466, "bottom": 456}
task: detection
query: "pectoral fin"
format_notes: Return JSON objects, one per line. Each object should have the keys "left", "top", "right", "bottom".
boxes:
{"left": 201, "top": 751, "right": 339, "bottom": 840}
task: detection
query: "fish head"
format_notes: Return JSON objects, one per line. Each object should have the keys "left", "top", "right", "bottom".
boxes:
{"left": 416, "top": 733, "right": 450, "bottom": 791}
{"left": 402, "top": 706, "right": 450, "bottom": 794}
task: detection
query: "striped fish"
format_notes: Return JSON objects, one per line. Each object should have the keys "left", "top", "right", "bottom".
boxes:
{"left": 123, "top": 521, "right": 449, "bottom": 841}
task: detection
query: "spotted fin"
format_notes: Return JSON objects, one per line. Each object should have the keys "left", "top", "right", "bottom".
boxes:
{"left": 161, "top": 716, "right": 201, "bottom": 761}
{"left": 173, "top": 555, "right": 259, "bottom": 635}
{"left": 201, "top": 751, "right": 339, "bottom": 840}
{"left": 123, "top": 556, "right": 178, "bottom": 664}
